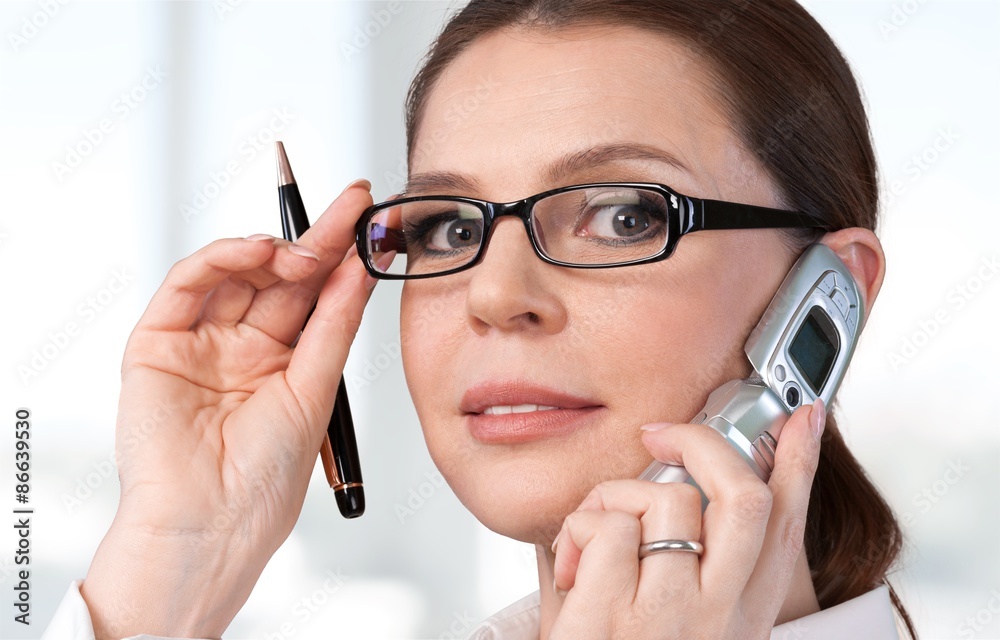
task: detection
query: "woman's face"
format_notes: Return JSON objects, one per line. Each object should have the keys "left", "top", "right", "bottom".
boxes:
{"left": 399, "top": 25, "right": 799, "bottom": 543}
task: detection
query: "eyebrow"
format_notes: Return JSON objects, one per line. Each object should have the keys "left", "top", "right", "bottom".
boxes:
{"left": 402, "top": 142, "right": 690, "bottom": 196}
{"left": 545, "top": 142, "right": 689, "bottom": 184}
{"left": 402, "top": 171, "right": 480, "bottom": 197}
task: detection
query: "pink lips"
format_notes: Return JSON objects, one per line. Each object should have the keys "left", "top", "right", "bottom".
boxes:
{"left": 461, "top": 379, "right": 604, "bottom": 444}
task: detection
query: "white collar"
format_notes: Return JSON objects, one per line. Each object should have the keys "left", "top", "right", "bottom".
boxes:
{"left": 468, "top": 584, "right": 901, "bottom": 639}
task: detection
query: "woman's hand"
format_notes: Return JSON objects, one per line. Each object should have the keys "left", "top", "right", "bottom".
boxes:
{"left": 549, "top": 400, "right": 826, "bottom": 640}
{"left": 80, "top": 181, "right": 376, "bottom": 640}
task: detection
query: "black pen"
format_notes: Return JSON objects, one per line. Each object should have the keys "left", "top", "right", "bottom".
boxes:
{"left": 275, "top": 141, "right": 365, "bottom": 519}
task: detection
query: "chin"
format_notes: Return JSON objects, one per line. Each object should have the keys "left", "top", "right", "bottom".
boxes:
{"left": 432, "top": 441, "right": 647, "bottom": 545}
{"left": 459, "top": 475, "right": 578, "bottom": 545}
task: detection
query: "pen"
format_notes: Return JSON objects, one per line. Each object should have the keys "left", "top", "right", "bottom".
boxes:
{"left": 275, "top": 141, "right": 365, "bottom": 519}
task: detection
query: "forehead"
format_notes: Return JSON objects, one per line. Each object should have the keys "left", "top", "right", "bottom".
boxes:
{"left": 411, "top": 24, "right": 751, "bottom": 200}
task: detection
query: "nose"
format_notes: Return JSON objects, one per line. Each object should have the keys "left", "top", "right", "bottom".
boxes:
{"left": 464, "top": 217, "right": 568, "bottom": 335}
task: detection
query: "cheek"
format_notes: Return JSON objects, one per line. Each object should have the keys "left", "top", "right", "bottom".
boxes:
{"left": 400, "top": 291, "right": 443, "bottom": 400}
{"left": 602, "top": 257, "right": 764, "bottom": 420}
{"left": 623, "top": 307, "right": 748, "bottom": 422}
{"left": 399, "top": 286, "right": 466, "bottom": 446}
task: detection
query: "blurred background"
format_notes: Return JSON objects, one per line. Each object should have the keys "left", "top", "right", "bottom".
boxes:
{"left": 0, "top": 1, "right": 997, "bottom": 638}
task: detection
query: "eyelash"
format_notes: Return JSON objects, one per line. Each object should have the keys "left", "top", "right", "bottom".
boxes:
{"left": 402, "top": 212, "right": 476, "bottom": 255}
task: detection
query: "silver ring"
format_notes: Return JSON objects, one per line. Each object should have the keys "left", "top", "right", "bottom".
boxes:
{"left": 638, "top": 539, "right": 704, "bottom": 559}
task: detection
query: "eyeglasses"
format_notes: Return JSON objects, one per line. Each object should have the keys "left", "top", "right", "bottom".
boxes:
{"left": 354, "top": 182, "right": 827, "bottom": 280}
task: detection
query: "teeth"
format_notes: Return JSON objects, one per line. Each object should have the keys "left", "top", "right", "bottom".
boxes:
{"left": 484, "top": 404, "right": 559, "bottom": 415}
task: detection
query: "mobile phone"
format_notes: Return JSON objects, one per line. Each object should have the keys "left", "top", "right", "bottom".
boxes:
{"left": 638, "top": 243, "right": 863, "bottom": 491}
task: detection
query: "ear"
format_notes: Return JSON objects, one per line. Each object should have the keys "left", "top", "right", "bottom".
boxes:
{"left": 818, "top": 227, "right": 885, "bottom": 317}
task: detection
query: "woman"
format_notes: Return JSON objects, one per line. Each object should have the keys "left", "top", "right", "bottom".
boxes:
{"left": 44, "top": 0, "right": 916, "bottom": 638}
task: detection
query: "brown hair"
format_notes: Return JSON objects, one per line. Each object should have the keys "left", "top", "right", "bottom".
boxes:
{"left": 403, "top": 0, "right": 914, "bottom": 636}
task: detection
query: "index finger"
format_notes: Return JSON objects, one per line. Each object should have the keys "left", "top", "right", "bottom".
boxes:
{"left": 742, "top": 400, "right": 825, "bottom": 621}
{"left": 137, "top": 237, "right": 278, "bottom": 332}
{"left": 640, "top": 421, "right": 772, "bottom": 598}
{"left": 234, "top": 181, "right": 375, "bottom": 344}
{"left": 293, "top": 180, "right": 373, "bottom": 265}
{"left": 257, "top": 180, "right": 373, "bottom": 303}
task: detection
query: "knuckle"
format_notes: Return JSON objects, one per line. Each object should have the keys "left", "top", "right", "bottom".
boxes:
{"left": 577, "top": 485, "right": 605, "bottom": 511}
{"left": 585, "top": 479, "right": 632, "bottom": 507}
{"left": 646, "top": 481, "right": 702, "bottom": 521}
{"left": 780, "top": 447, "right": 820, "bottom": 486}
{"left": 670, "top": 480, "right": 704, "bottom": 508}
{"left": 779, "top": 515, "right": 807, "bottom": 563}
{"left": 562, "top": 509, "right": 588, "bottom": 529}
{"left": 165, "top": 257, "right": 189, "bottom": 282}
{"left": 588, "top": 481, "right": 611, "bottom": 501}
{"left": 801, "top": 444, "right": 822, "bottom": 476}
{"left": 204, "top": 237, "right": 235, "bottom": 259}
{"left": 607, "top": 510, "right": 637, "bottom": 528}
{"left": 598, "top": 511, "right": 641, "bottom": 540}
{"left": 320, "top": 302, "right": 364, "bottom": 345}
{"left": 339, "top": 312, "right": 364, "bottom": 342}
{"left": 730, "top": 484, "right": 773, "bottom": 523}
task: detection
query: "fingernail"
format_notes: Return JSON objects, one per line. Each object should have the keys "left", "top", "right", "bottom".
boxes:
{"left": 246, "top": 233, "right": 273, "bottom": 242}
{"left": 811, "top": 398, "right": 826, "bottom": 439}
{"left": 550, "top": 531, "right": 561, "bottom": 554}
{"left": 287, "top": 243, "right": 319, "bottom": 260}
{"left": 552, "top": 579, "right": 567, "bottom": 597}
{"left": 640, "top": 422, "right": 673, "bottom": 432}
{"left": 342, "top": 178, "right": 372, "bottom": 195}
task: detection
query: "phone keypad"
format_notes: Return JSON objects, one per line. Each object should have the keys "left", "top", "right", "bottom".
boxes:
{"left": 830, "top": 289, "right": 850, "bottom": 316}
{"left": 846, "top": 305, "right": 859, "bottom": 334}
{"left": 813, "top": 270, "right": 859, "bottom": 337}
{"left": 816, "top": 271, "right": 838, "bottom": 295}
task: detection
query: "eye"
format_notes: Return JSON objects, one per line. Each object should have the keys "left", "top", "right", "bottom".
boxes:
{"left": 402, "top": 203, "right": 485, "bottom": 256}
{"left": 576, "top": 192, "right": 666, "bottom": 242}
{"left": 426, "top": 216, "right": 483, "bottom": 251}
{"left": 590, "top": 204, "right": 650, "bottom": 237}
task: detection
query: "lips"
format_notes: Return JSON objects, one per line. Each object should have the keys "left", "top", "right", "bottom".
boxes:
{"left": 461, "top": 379, "right": 604, "bottom": 444}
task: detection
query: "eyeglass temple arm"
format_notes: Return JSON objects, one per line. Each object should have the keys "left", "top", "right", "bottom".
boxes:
{"left": 679, "top": 196, "right": 826, "bottom": 234}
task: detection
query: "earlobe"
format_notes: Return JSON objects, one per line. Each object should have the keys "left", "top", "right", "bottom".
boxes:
{"left": 818, "top": 228, "right": 886, "bottom": 316}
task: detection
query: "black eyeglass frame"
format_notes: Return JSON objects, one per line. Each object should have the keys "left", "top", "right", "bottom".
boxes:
{"left": 354, "top": 181, "right": 828, "bottom": 280}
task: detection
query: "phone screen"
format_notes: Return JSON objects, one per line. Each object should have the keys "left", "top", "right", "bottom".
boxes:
{"left": 788, "top": 306, "right": 840, "bottom": 394}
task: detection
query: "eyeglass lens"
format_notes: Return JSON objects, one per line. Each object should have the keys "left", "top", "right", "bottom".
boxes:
{"left": 363, "top": 186, "right": 670, "bottom": 276}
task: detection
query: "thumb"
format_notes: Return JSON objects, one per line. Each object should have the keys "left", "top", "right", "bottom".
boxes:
{"left": 284, "top": 251, "right": 376, "bottom": 428}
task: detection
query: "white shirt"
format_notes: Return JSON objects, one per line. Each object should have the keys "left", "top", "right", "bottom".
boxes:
{"left": 467, "top": 585, "right": 902, "bottom": 639}
{"left": 43, "top": 579, "right": 902, "bottom": 639}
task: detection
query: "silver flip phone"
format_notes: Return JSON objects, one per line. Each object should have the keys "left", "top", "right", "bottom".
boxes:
{"left": 638, "top": 243, "right": 863, "bottom": 490}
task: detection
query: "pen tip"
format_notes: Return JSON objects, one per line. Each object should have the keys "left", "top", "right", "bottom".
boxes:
{"left": 275, "top": 141, "right": 296, "bottom": 187}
